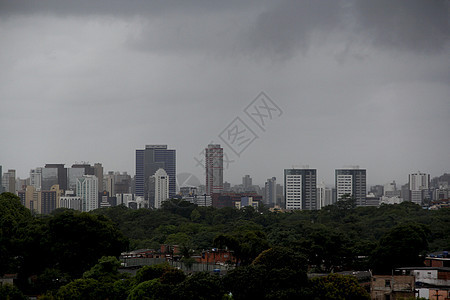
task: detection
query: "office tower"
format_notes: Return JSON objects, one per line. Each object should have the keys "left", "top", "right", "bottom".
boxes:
{"left": 284, "top": 168, "right": 317, "bottom": 210}
{"left": 114, "top": 172, "right": 131, "bottom": 194}
{"left": 30, "top": 168, "right": 42, "bottom": 191}
{"left": 384, "top": 180, "right": 401, "bottom": 198}
{"left": 41, "top": 185, "right": 61, "bottom": 214}
{"left": 152, "top": 168, "right": 169, "bottom": 209}
{"left": 41, "top": 164, "right": 67, "bottom": 191}
{"left": 409, "top": 171, "right": 430, "bottom": 205}
{"left": 243, "top": 175, "right": 253, "bottom": 191}
{"left": 205, "top": 144, "right": 223, "bottom": 195}
{"left": 105, "top": 172, "right": 115, "bottom": 197}
{"left": 94, "top": 163, "right": 103, "bottom": 192}
{"left": 67, "top": 167, "right": 85, "bottom": 192}
{"left": 335, "top": 168, "right": 367, "bottom": 206}
{"left": 264, "top": 177, "right": 277, "bottom": 207}
{"left": 25, "top": 185, "right": 40, "bottom": 212}
{"left": 2, "top": 169, "right": 16, "bottom": 193}
{"left": 76, "top": 175, "right": 98, "bottom": 212}
{"left": 136, "top": 145, "right": 176, "bottom": 199}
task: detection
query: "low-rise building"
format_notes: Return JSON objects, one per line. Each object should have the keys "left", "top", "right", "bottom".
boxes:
{"left": 370, "top": 275, "right": 415, "bottom": 300}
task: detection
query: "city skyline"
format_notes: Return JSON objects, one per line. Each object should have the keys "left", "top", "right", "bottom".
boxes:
{"left": 1, "top": 1, "right": 449, "bottom": 186}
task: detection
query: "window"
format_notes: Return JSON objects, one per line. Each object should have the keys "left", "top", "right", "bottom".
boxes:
{"left": 385, "top": 280, "right": 390, "bottom": 287}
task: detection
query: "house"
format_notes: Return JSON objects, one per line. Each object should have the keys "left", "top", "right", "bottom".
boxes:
{"left": 370, "top": 275, "right": 415, "bottom": 300}
{"left": 396, "top": 267, "right": 450, "bottom": 299}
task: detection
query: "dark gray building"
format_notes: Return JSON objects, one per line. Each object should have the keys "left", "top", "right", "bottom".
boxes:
{"left": 335, "top": 168, "right": 367, "bottom": 206}
{"left": 135, "top": 145, "right": 176, "bottom": 200}
{"left": 284, "top": 168, "right": 317, "bottom": 210}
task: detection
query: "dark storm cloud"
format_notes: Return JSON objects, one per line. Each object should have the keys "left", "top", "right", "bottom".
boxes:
{"left": 0, "top": 0, "right": 255, "bottom": 17}
{"left": 353, "top": 0, "right": 450, "bottom": 53}
{"left": 245, "top": 0, "right": 449, "bottom": 59}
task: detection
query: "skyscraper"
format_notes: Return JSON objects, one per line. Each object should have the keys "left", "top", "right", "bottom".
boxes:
{"left": 409, "top": 171, "right": 430, "bottom": 205}
{"left": 243, "top": 175, "right": 253, "bottom": 191}
{"left": 264, "top": 177, "right": 277, "bottom": 207}
{"left": 205, "top": 144, "right": 223, "bottom": 195}
{"left": 44, "top": 164, "right": 67, "bottom": 191}
{"left": 335, "top": 168, "right": 367, "bottom": 206}
{"left": 135, "top": 145, "right": 176, "bottom": 199}
{"left": 30, "top": 167, "right": 42, "bottom": 191}
{"left": 152, "top": 168, "right": 169, "bottom": 209}
{"left": 76, "top": 175, "right": 98, "bottom": 212}
{"left": 284, "top": 168, "right": 317, "bottom": 210}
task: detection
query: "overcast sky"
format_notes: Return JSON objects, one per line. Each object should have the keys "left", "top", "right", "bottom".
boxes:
{"left": 1, "top": 0, "right": 449, "bottom": 187}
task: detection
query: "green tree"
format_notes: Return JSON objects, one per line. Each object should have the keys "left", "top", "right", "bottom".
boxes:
{"left": 0, "top": 283, "right": 27, "bottom": 300}
{"left": 56, "top": 278, "right": 110, "bottom": 300}
{"left": 127, "top": 279, "right": 171, "bottom": 300}
{"left": 309, "top": 273, "right": 370, "bottom": 300}
{"left": 174, "top": 272, "right": 225, "bottom": 300}
{"left": 371, "top": 222, "right": 429, "bottom": 274}
{"left": 83, "top": 256, "right": 122, "bottom": 282}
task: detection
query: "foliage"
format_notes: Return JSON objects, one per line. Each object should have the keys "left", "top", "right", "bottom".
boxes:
{"left": 0, "top": 283, "right": 27, "bottom": 300}
{"left": 56, "top": 278, "right": 111, "bottom": 300}
{"left": 309, "top": 273, "right": 370, "bottom": 300}
{"left": 83, "top": 256, "right": 122, "bottom": 282}
{"left": 174, "top": 272, "right": 225, "bottom": 300}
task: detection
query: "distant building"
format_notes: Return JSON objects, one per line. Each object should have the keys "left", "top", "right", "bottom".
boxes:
{"left": 116, "top": 193, "right": 134, "bottom": 207}
{"left": 409, "top": 171, "right": 430, "bottom": 205}
{"left": 235, "top": 196, "right": 259, "bottom": 209}
{"left": 41, "top": 185, "right": 61, "bottom": 214}
{"left": 2, "top": 169, "right": 16, "bottom": 193}
{"left": 44, "top": 164, "right": 67, "bottom": 191}
{"left": 211, "top": 192, "right": 262, "bottom": 209}
{"left": 284, "top": 168, "right": 317, "bottom": 210}
{"left": 335, "top": 168, "right": 367, "bottom": 206}
{"left": 152, "top": 168, "right": 169, "bottom": 209}
{"left": 370, "top": 274, "right": 415, "bottom": 300}
{"left": 67, "top": 167, "right": 85, "bottom": 192}
{"left": 317, "top": 181, "right": 332, "bottom": 209}
{"left": 136, "top": 145, "right": 176, "bottom": 199}
{"left": 242, "top": 175, "right": 252, "bottom": 191}
{"left": 264, "top": 177, "right": 277, "bottom": 207}
{"left": 396, "top": 266, "right": 450, "bottom": 299}
{"left": 29, "top": 167, "right": 42, "bottom": 191}
{"left": 60, "top": 190, "right": 81, "bottom": 211}
{"left": 76, "top": 175, "right": 98, "bottom": 212}
{"left": 94, "top": 163, "right": 103, "bottom": 192}
{"left": 205, "top": 144, "right": 223, "bottom": 195}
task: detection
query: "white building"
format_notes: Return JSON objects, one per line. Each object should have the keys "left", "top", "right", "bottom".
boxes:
{"left": 284, "top": 168, "right": 317, "bottom": 210}
{"left": 153, "top": 168, "right": 169, "bottom": 209}
{"left": 76, "top": 175, "right": 98, "bottom": 212}
{"left": 29, "top": 167, "right": 42, "bottom": 191}
{"left": 409, "top": 171, "right": 430, "bottom": 205}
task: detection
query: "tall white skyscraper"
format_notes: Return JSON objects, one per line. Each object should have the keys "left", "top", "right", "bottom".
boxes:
{"left": 76, "top": 175, "right": 98, "bottom": 212}
{"left": 205, "top": 144, "right": 223, "bottom": 195}
{"left": 153, "top": 168, "right": 169, "bottom": 209}
{"left": 409, "top": 171, "right": 430, "bottom": 205}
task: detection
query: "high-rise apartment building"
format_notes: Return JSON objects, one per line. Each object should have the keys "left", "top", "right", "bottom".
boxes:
{"left": 243, "top": 175, "right": 253, "bottom": 191}
{"left": 135, "top": 145, "right": 176, "bottom": 199}
{"left": 409, "top": 171, "right": 430, "bottom": 205}
{"left": 205, "top": 144, "right": 223, "bottom": 195}
{"left": 335, "top": 168, "right": 367, "bottom": 206}
{"left": 151, "top": 168, "right": 169, "bottom": 209}
{"left": 284, "top": 168, "right": 317, "bottom": 210}
{"left": 29, "top": 168, "right": 42, "bottom": 191}
{"left": 264, "top": 177, "right": 277, "bottom": 207}
{"left": 76, "top": 175, "right": 98, "bottom": 212}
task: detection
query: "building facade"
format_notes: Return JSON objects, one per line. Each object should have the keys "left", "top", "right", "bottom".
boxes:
{"left": 284, "top": 168, "right": 317, "bottom": 210}
{"left": 335, "top": 168, "right": 367, "bottom": 206}
{"left": 409, "top": 171, "right": 430, "bottom": 205}
{"left": 264, "top": 177, "right": 277, "bottom": 207}
{"left": 152, "top": 168, "right": 169, "bottom": 209}
{"left": 76, "top": 175, "right": 98, "bottom": 212}
{"left": 136, "top": 145, "right": 176, "bottom": 199}
{"left": 205, "top": 144, "right": 223, "bottom": 195}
